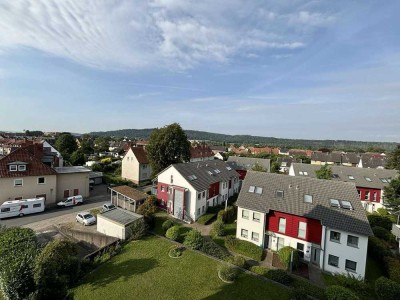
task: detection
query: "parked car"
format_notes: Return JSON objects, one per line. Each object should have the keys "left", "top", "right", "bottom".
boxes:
{"left": 102, "top": 203, "right": 116, "bottom": 212}
{"left": 76, "top": 211, "right": 96, "bottom": 226}
{"left": 57, "top": 195, "right": 83, "bottom": 208}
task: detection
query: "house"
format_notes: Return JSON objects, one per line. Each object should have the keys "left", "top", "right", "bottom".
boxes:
{"left": 210, "top": 145, "right": 227, "bottom": 155}
{"left": 54, "top": 166, "right": 91, "bottom": 200}
{"left": 277, "top": 157, "right": 301, "bottom": 173}
{"left": 156, "top": 160, "right": 240, "bottom": 223}
{"left": 227, "top": 156, "right": 271, "bottom": 181}
{"left": 289, "top": 163, "right": 398, "bottom": 212}
{"left": 236, "top": 172, "right": 373, "bottom": 278}
{"left": 357, "top": 153, "right": 387, "bottom": 169}
{"left": 190, "top": 144, "right": 215, "bottom": 162}
{"left": 311, "top": 152, "right": 360, "bottom": 167}
{"left": 214, "top": 152, "right": 225, "bottom": 161}
{"left": 121, "top": 147, "right": 152, "bottom": 184}
{"left": 248, "top": 147, "right": 280, "bottom": 155}
{"left": 279, "top": 148, "right": 289, "bottom": 156}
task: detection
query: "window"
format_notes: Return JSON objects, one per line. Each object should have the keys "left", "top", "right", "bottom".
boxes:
{"left": 197, "top": 208, "right": 200, "bottom": 216}
{"left": 9, "top": 165, "right": 17, "bottom": 171}
{"left": 341, "top": 200, "right": 353, "bottom": 210}
{"left": 161, "top": 200, "right": 165, "bottom": 206}
{"left": 170, "top": 175, "right": 173, "bottom": 184}
{"left": 73, "top": 189, "right": 79, "bottom": 196}
{"left": 242, "top": 210, "right": 249, "bottom": 219}
{"left": 348, "top": 175, "right": 355, "bottom": 180}
{"left": 21, "top": 205, "right": 28, "bottom": 209}
{"left": 253, "top": 212, "right": 260, "bottom": 222}
{"left": 373, "top": 192, "right": 377, "bottom": 201}
{"left": 33, "top": 203, "right": 41, "bottom": 208}
{"left": 328, "top": 255, "right": 339, "bottom": 267}
{"left": 142, "top": 164, "right": 147, "bottom": 169}
{"left": 278, "top": 218, "right": 286, "bottom": 233}
{"left": 14, "top": 179, "right": 23, "bottom": 187}
{"left": 330, "top": 231, "right": 341, "bottom": 243}
{"left": 304, "top": 172, "right": 308, "bottom": 176}
{"left": 276, "top": 190, "right": 284, "bottom": 198}
{"left": 329, "top": 199, "right": 340, "bottom": 208}
{"left": 345, "top": 260, "right": 357, "bottom": 272}
{"left": 161, "top": 186, "right": 165, "bottom": 192}
{"left": 255, "top": 187, "right": 263, "bottom": 194}
{"left": 298, "top": 222, "right": 307, "bottom": 239}
{"left": 297, "top": 243, "right": 304, "bottom": 259}
{"left": 241, "top": 229, "right": 248, "bottom": 238}
{"left": 226, "top": 166, "right": 232, "bottom": 171}
{"left": 197, "top": 193, "right": 201, "bottom": 200}
{"left": 38, "top": 177, "right": 45, "bottom": 184}
{"left": 214, "top": 169, "right": 221, "bottom": 174}
{"left": 202, "top": 206, "right": 205, "bottom": 213}
{"left": 357, "top": 190, "right": 361, "bottom": 198}
{"left": 347, "top": 235, "right": 359, "bottom": 247}
{"left": 304, "top": 194, "right": 313, "bottom": 203}
{"left": 18, "top": 165, "right": 26, "bottom": 171}
{"left": 252, "top": 232, "right": 259, "bottom": 242}
{"left": 1, "top": 207, "right": 10, "bottom": 213}
{"left": 202, "top": 191, "right": 205, "bottom": 198}
{"left": 207, "top": 171, "right": 213, "bottom": 176}
{"left": 248, "top": 186, "right": 255, "bottom": 193}
{"left": 365, "top": 176, "right": 372, "bottom": 182}
{"left": 299, "top": 171, "right": 303, "bottom": 175}
{"left": 380, "top": 178, "right": 388, "bottom": 183}
{"left": 64, "top": 190, "right": 70, "bottom": 198}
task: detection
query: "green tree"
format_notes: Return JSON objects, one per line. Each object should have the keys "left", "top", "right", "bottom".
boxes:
{"left": 251, "top": 162, "right": 266, "bottom": 172}
{"left": 0, "top": 228, "right": 38, "bottom": 300}
{"left": 34, "top": 240, "right": 80, "bottom": 300}
{"left": 69, "top": 149, "right": 86, "bottom": 165}
{"left": 271, "top": 161, "right": 281, "bottom": 173}
{"left": 136, "top": 196, "right": 158, "bottom": 217}
{"left": 386, "top": 145, "right": 400, "bottom": 170}
{"left": 55, "top": 133, "right": 78, "bottom": 161}
{"left": 315, "top": 165, "right": 332, "bottom": 180}
{"left": 383, "top": 177, "right": 400, "bottom": 210}
{"left": 146, "top": 123, "right": 191, "bottom": 176}
{"left": 79, "top": 135, "right": 94, "bottom": 154}
{"left": 94, "top": 136, "right": 110, "bottom": 153}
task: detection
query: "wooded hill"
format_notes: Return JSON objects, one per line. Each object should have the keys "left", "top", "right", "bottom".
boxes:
{"left": 88, "top": 128, "right": 398, "bottom": 151}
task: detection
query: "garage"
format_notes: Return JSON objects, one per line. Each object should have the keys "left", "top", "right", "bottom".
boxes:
{"left": 97, "top": 208, "right": 143, "bottom": 240}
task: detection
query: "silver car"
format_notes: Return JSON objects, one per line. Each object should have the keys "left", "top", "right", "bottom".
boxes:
{"left": 102, "top": 203, "right": 116, "bottom": 212}
{"left": 76, "top": 212, "right": 96, "bottom": 226}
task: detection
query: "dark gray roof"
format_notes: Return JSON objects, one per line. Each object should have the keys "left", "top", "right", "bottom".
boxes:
{"left": 360, "top": 154, "right": 387, "bottom": 168}
{"left": 311, "top": 152, "right": 343, "bottom": 163}
{"left": 99, "top": 208, "right": 143, "bottom": 226}
{"left": 227, "top": 156, "right": 271, "bottom": 172}
{"left": 291, "top": 163, "right": 398, "bottom": 190}
{"left": 172, "top": 160, "right": 239, "bottom": 192}
{"left": 237, "top": 172, "right": 373, "bottom": 236}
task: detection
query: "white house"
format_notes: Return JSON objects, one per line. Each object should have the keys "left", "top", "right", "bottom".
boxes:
{"left": 121, "top": 147, "right": 152, "bottom": 184}
{"left": 156, "top": 160, "right": 240, "bottom": 223}
{"left": 236, "top": 172, "right": 373, "bottom": 278}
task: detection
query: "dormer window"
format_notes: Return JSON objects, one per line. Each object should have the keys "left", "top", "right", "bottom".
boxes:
{"left": 18, "top": 165, "right": 26, "bottom": 171}
{"left": 9, "top": 165, "right": 17, "bottom": 172}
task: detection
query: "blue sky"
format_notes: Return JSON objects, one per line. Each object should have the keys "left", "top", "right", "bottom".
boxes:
{"left": 0, "top": 0, "right": 399, "bottom": 142}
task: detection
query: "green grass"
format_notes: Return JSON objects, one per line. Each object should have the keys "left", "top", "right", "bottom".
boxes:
{"left": 197, "top": 213, "right": 217, "bottom": 225}
{"left": 72, "top": 236, "right": 290, "bottom": 300}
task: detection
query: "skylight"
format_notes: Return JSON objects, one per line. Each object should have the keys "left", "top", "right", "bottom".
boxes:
{"left": 299, "top": 171, "right": 303, "bottom": 175}
{"left": 303, "top": 172, "right": 308, "bottom": 176}
{"left": 348, "top": 175, "right": 355, "bottom": 180}
{"left": 188, "top": 175, "right": 198, "bottom": 181}
{"left": 341, "top": 200, "right": 353, "bottom": 210}
{"left": 276, "top": 190, "right": 284, "bottom": 198}
{"left": 364, "top": 177, "right": 372, "bottom": 182}
{"left": 329, "top": 199, "right": 340, "bottom": 208}
{"left": 207, "top": 171, "right": 214, "bottom": 176}
{"left": 226, "top": 166, "right": 232, "bottom": 171}
{"left": 214, "top": 169, "right": 221, "bottom": 174}
{"left": 304, "top": 194, "right": 313, "bottom": 203}
{"left": 255, "top": 187, "right": 263, "bottom": 194}
{"left": 332, "top": 174, "right": 339, "bottom": 179}
{"left": 380, "top": 178, "right": 388, "bottom": 183}
{"left": 248, "top": 186, "right": 255, "bottom": 193}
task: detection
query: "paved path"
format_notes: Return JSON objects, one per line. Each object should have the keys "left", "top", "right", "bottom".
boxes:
{"left": 308, "top": 263, "right": 325, "bottom": 287}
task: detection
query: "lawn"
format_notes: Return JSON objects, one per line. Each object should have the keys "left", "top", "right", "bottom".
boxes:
{"left": 72, "top": 236, "right": 290, "bottom": 300}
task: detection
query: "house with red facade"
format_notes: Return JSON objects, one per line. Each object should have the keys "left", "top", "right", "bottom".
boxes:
{"left": 227, "top": 156, "right": 270, "bottom": 183}
{"left": 189, "top": 144, "right": 215, "bottom": 162}
{"left": 236, "top": 172, "right": 372, "bottom": 278}
{"left": 289, "top": 163, "right": 398, "bottom": 213}
{"left": 156, "top": 160, "right": 240, "bottom": 223}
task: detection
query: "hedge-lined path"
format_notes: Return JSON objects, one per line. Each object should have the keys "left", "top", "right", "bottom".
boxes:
{"left": 184, "top": 222, "right": 213, "bottom": 236}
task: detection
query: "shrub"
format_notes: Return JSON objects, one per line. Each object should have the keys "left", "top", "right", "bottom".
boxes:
{"left": 201, "top": 240, "right": 229, "bottom": 260}
{"left": 384, "top": 257, "right": 400, "bottom": 283}
{"left": 290, "top": 287, "right": 309, "bottom": 300}
{"left": 183, "top": 230, "right": 204, "bottom": 250}
{"left": 377, "top": 208, "right": 397, "bottom": 223}
{"left": 197, "top": 213, "right": 217, "bottom": 225}
{"left": 373, "top": 226, "right": 395, "bottom": 242}
{"left": 375, "top": 276, "right": 400, "bottom": 300}
{"left": 225, "top": 236, "right": 237, "bottom": 249}
{"left": 217, "top": 206, "right": 236, "bottom": 223}
{"left": 326, "top": 285, "right": 359, "bottom": 300}
{"left": 368, "top": 236, "right": 392, "bottom": 261}
{"left": 277, "top": 246, "right": 299, "bottom": 270}
{"left": 226, "top": 255, "right": 248, "bottom": 269}
{"left": 126, "top": 219, "right": 147, "bottom": 240}
{"left": 169, "top": 245, "right": 184, "bottom": 258}
{"left": 367, "top": 214, "right": 393, "bottom": 231}
{"left": 231, "top": 240, "right": 263, "bottom": 261}
{"left": 331, "top": 273, "right": 369, "bottom": 299}
{"left": 211, "top": 220, "right": 226, "bottom": 237}
{"left": 136, "top": 196, "right": 157, "bottom": 217}
{"left": 165, "top": 226, "right": 180, "bottom": 241}
{"left": 162, "top": 220, "right": 175, "bottom": 232}
{"left": 292, "top": 277, "right": 326, "bottom": 300}
{"left": 218, "top": 264, "right": 239, "bottom": 282}
{"left": 249, "top": 266, "right": 268, "bottom": 276}
{"left": 265, "top": 269, "right": 293, "bottom": 286}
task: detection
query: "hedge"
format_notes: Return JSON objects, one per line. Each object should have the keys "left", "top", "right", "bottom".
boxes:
{"left": 218, "top": 264, "right": 239, "bottom": 282}
{"left": 368, "top": 236, "right": 392, "bottom": 262}
{"left": 327, "top": 273, "right": 369, "bottom": 299}
{"left": 277, "top": 246, "right": 299, "bottom": 270}
{"left": 200, "top": 240, "right": 229, "bottom": 260}
{"left": 384, "top": 257, "right": 400, "bottom": 284}
{"left": 372, "top": 226, "right": 395, "bottom": 242}
{"left": 183, "top": 230, "right": 204, "bottom": 250}
{"left": 197, "top": 213, "right": 217, "bottom": 225}
{"left": 211, "top": 220, "right": 226, "bottom": 237}
{"left": 217, "top": 206, "right": 236, "bottom": 223}
{"left": 375, "top": 276, "right": 400, "bottom": 300}
{"left": 226, "top": 256, "right": 248, "bottom": 269}
{"left": 367, "top": 214, "right": 393, "bottom": 231}
{"left": 165, "top": 226, "right": 180, "bottom": 241}
{"left": 162, "top": 220, "right": 175, "bottom": 232}
{"left": 325, "top": 285, "right": 359, "bottom": 300}
{"left": 226, "top": 238, "right": 263, "bottom": 261}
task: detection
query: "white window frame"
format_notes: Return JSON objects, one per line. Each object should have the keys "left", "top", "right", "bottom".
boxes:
{"left": 242, "top": 210, "right": 249, "bottom": 220}
{"left": 345, "top": 259, "right": 357, "bottom": 272}
{"left": 38, "top": 177, "right": 45, "bottom": 184}
{"left": 278, "top": 218, "right": 286, "bottom": 233}
{"left": 253, "top": 212, "right": 261, "bottom": 222}
{"left": 304, "top": 194, "right": 313, "bottom": 203}
{"left": 298, "top": 221, "right": 307, "bottom": 239}
{"left": 9, "top": 165, "right": 17, "bottom": 172}
{"left": 161, "top": 186, "right": 165, "bottom": 192}
{"left": 18, "top": 165, "right": 26, "bottom": 171}
{"left": 241, "top": 229, "right": 248, "bottom": 239}
{"left": 347, "top": 235, "right": 359, "bottom": 248}
{"left": 14, "top": 179, "right": 23, "bottom": 187}
{"left": 251, "top": 232, "right": 259, "bottom": 242}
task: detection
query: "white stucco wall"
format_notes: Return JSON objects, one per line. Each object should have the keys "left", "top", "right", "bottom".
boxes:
{"left": 236, "top": 207, "right": 265, "bottom": 247}
{"left": 97, "top": 216, "right": 125, "bottom": 239}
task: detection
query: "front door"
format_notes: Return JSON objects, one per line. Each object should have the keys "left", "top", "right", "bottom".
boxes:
{"left": 311, "top": 247, "right": 320, "bottom": 265}
{"left": 264, "top": 234, "right": 270, "bottom": 249}
{"left": 277, "top": 237, "right": 284, "bottom": 251}
{"left": 173, "top": 190, "right": 184, "bottom": 220}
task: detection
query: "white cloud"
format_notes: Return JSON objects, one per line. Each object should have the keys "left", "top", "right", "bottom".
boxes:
{"left": 0, "top": 0, "right": 336, "bottom": 70}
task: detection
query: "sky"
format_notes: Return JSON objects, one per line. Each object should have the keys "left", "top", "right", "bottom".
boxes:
{"left": 0, "top": 0, "right": 399, "bottom": 142}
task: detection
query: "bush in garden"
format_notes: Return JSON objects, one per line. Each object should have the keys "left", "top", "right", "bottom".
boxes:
{"left": 217, "top": 206, "right": 236, "bottom": 223}
{"left": 183, "top": 230, "right": 204, "bottom": 250}
{"left": 375, "top": 276, "right": 400, "bottom": 299}
{"left": 265, "top": 269, "right": 293, "bottom": 286}
{"left": 126, "top": 219, "right": 147, "bottom": 240}
{"left": 249, "top": 266, "right": 268, "bottom": 276}
{"left": 384, "top": 257, "right": 400, "bottom": 284}
{"left": 325, "top": 285, "right": 359, "bottom": 300}
{"left": 368, "top": 236, "right": 392, "bottom": 262}
{"left": 226, "top": 256, "right": 248, "bottom": 269}
{"left": 331, "top": 273, "right": 369, "bottom": 299}
{"left": 367, "top": 214, "right": 393, "bottom": 231}
{"left": 218, "top": 264, "right": 239, "bottom": 282}
{"left": 372, "top": 226, "right": 395, "bottom": 242}
{"left": 290, "top": 287, "right": 309, "bottom": 300}
{"left": 168, "top": 245, "right": 184, "bottom": 258}
{"left": 165, "top": 226, "right": 180, "bottom": 241}
{"left": 162, "top": 220, "right": 174, "bottom": 232}
{"left": 211, "top": 220, "right": 226, "bottom": 237}
{"left": 197, "top": 213, "right": 217, "bottom": 225}
{"left": 232, "top": 240, "right": 263, "bottom": 261}
{"left": 200, "top": 240, "right": 229, "bottom": 260}
{"left": 224, "top": 236, "right": 237, "bottom": 250}
{"left": 277, "top": 246, "right": 299, "bottom": 270}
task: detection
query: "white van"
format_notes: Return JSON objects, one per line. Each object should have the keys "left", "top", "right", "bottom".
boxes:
{"left": 57, "top": 195, "right": 83, "bottom": 208}
{"left": 0, "top": 197, "right": 45, "bottom": 219}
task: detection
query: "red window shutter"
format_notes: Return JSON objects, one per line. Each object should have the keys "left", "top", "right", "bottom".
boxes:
{"left": 64, "top": 190, "right": 70, "bottom": 198}
{"left": 73, "top": 189, "right": 79, "bottom": 196}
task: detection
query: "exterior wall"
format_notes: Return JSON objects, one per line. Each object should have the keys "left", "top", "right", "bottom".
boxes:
{"left": 357, "top": 187, "right": 382, "bottom": 212}
{"left": 236, "top": 170, "right": 247, "bottom": 180}
{"left": 208, "top": 181, "right": 220, "bottom": 199}
{"left": 189, "top": 156, "right": 214, "bottom": 162}
{"left": 236, "top": 207, "right": 265, "bottom": 247}
{"left": 323, "top": 227, "right": 368, "bottom": 278}
{"left": 139, "top": 163, "right": 151, "bottom": 181}
{"left": 0, "top": 175, "right": 57, "bottom": 205}
{"left": 56, "top": 172, "right": 90, "bottom": 200}
{"left": 121, "top": 149, "right": 140, "bottom": 184}
{"left": 267, "top": 211, "right": 322, "bottom": 244}
{"left": 97, "top": 216, "right": 124, "bottom": 239}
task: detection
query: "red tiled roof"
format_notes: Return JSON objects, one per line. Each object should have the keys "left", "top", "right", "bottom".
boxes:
{"left": 190, "top": 144, "right": 214, "bottom": 159}
{"left": 131, "top": 147, "right": 149, "bottom": 164}
{"left": 0, "top": 147, "right": 57, "bottom": 178}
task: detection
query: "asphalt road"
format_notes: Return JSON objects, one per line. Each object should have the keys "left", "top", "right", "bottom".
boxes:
{"left": 0, "top": 185, "right": 111, "bottom": 228}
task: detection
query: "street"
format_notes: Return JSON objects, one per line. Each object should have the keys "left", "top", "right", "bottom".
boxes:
{"left": 0, "top": 185, "right": 110, "bottom": 228}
